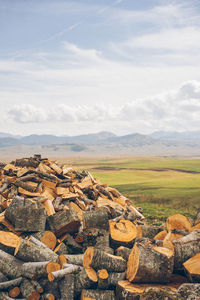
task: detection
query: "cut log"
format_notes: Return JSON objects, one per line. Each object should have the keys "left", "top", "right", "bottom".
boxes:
{"left": 126, "top": 242, "right": 174, "bottom": 283}
{"left": 20, "top": 278, "right": 40, "bottom": 300}
{"left": 116, "top": 246, "right": 131, "bottom": 261}
{"left": 46, "top": 261, "right": 60, "bottom": 274}
{"left": 48, "top": 264, "right": 82, "bottom": 281}
{"left": 0, "top": 249, "right": 22, "bottom": 278}
{"left": 14, "top": 180, "right": 36, "bottom": 193}
{"left": 22, "top": 261, "right": 51, "bottom": 279}
{"left": 140, "top": 286, "right": 178, "bottom": 300}
{"left": 141, "top": 225, "right": 164, "bottom": 240}
{"left": 0, "top": 231, "right": 20, "bottom": 250}
{"left": 166, "top": 214, "right": 192, "bottom": 232}
{"left": 116, "top": 280, "right": 144, "bottom": 300}
{"left": 81, "top": 289, "right": 116, "bottom": 300}
{"left": 83, "top": 247, "right": 126, "bottom": 272}
{"left": 8, "top": 286, "right": 21, "bottom": 298}
{"left": 97, "top": 269, "right": 109, "bottom": 290}
{"left": 39, "top": 279, "right": 60, "bottom": 299}
{"left": 74, "top": 267, "right": 98, "bottom": 296}
{"left": 0, "top": 277, "right": 22, "bottom": 290}
{"left": 154, "top": 230, "right": 167, "bottom": 241}
{"left": 178, "top": 283, "right": 200, "bottom": 299}
{"left": 0, "top": 291, "right": 23, "bottom": 300}
{"left": 65, "top": 254, "right": 83, "bottom": 266}
{"left": 47, "top": 209, "right": 80, "bottom": 237}
{"left": 15, "top": 238, "right": 58, "bottom": 262}
{"left": 14, "top": 206, "right": 46, "bottom": 232}
{"left": 171, "top": 229, "right": 200, "bottom": 271}
{"left": 37, "top": 231, "right": 57, "bottom": 250}
{"left": 30, "top": 280, "right": 44, "bottom": 293}
{"left": 183, "top": 252, "right": 200, "bottom": 283}
{"left": 63, "top": 234, "right": 83, "bottom": 254}
{"left": 109, "top": 219, "right": 137, "bottom": 248}
{"left": 41, "top": 294, "right": 55, "bottom": 300}
{"left": 0, "top": 271, "right": 8, "bottom": 282}
{"left": 83, "top": 207, "right": 109, "bottom": 230}
{"left": 59, "top": 274, "right": 74, "bottom": 300}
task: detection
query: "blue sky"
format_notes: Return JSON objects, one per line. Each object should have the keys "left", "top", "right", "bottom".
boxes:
{"left": 1, "top": 0, "right": 200, "bottom": 135}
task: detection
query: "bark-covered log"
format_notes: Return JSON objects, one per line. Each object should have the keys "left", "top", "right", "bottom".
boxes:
{"left": 59, "top": 274, "right": 74, "bottom": 300}
{"left": 83, "top": 247, "right": 126, "bottom": 272}
{"left": 47, "top": 209, "right": 80, "bottom": 237}
{"left": 172, "top": 229, "right": 200, "bottom": 271}
{"left": 0, "top": 291, "right": 24, "bottom": 300}
{"left": 141, "top": 225, "right": 164, "bottom": 240}
{"left": 48, "top": 264, "right": 81, "bottom": 281}
{"left": 97, "top": 269, "right": 109, "bottom": 290}
{"left": 30, "top": 280, "right": 44, "bottom": 293}
{"left": 0, "top": 271, "right": 8, "bottom": 282}
{"left": 64, "top": 254, "right": 83, "bottom": 266}
{"left": 74, "top": 267, "right": 98, "bottom": 296}
{"left": 140, "top": 287, "right": 179, "bottom": 300}
{"left": 83, "top": 207, "right": 109, "bottom": 230}
{"left": 54, "top": 242, "right": 68, "bottom": 255}
{"left": 82, "top": 228, "right": 113, "bottom": 254}
{"left": 15, "top": 238, "right": 58, "bottom": 262}
{"left": 116, "top": 246, "right": 131, "bottom": 261}
{"left": 0, "top": 249, "right": 22, "bottom": 278}
{"left": 178, "top": 283, "right": 200, "bottom": 299}
{"left": 81, "top": 289, "right": 116, "bottom": 300}
{"left": 14, "top": 206, "right": 46, "bottom": 232}
{"left": 63, "top": 234, "right": 83, "bottom": 254}
{"left": 0, "top": 277, "right": 22, "bottom": 290}
{"left": 15, "top": 157, "right": 40, "bottom": 168}
{"left": 20, "top": 278, "right": 40, "bottom": 300}
{"left": 183, "top": 252, "right": 200, "bottom": 283}
{"left": 14, "top": 180, "right": 37, "bottom": 192}
{"left": 39, "top": 279, "right": 60, "bottom": 299}
{"left": 127, "top": 242, "right": 174, "bottom": 283}
{"left": 41, "top": 293, "right": 55, "bottom": 300}
{"left": 22, "top": 261, "right": 50, "bottom": 279}
{"left": 4, "top": 196, "right": 25, "bottom": 226}
{"left": 116, "top": 280, "right": 143, "bottom": 300}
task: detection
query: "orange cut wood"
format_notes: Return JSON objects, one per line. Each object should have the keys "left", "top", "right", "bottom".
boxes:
{"left": 41, "top": 231, "right": 57, "bottom": 250}
{"left": 9, "top": 287, "right": 21, "bottom": 298}
{"left": 46, "top": 262, "right": 61, "bottom": 274}
{"left": 42, "top": 179, "right": 57, "bottom": 190}
{"left": 166, "top": 214, "right": 192, "bottom": 232}
{"left": 109, "top": 219, "right": 137, "bottom": 243}
{"left": 18, "top": 187, "right": 41, "bottom": 197}
{"left": 183, "top": 252, "right": 200, "bottom": 282}
{"left": 0, "top": 231, "right": 21, "bottom": 248}
{"left": 154, "top": 230, "right": 167, "bottom": 240}
{"left": 42, "top": 199, "right": 55, "bottom": 216}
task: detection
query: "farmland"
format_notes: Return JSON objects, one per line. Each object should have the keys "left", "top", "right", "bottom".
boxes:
{"left": 60, "top": 156, "right": 200, "bottom": 224}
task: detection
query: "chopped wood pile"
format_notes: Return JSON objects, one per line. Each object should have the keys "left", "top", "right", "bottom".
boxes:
{"left": 0, "top": 155, "right": 199, "bottom": 299}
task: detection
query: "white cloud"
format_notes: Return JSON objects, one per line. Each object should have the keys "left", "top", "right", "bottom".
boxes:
{"left": 7, "top": 81, "right": 200, "bottom": 134}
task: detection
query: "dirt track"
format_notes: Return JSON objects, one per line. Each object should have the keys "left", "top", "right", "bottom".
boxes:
{"left": 93, "top": 166, "right": 200, "bottom": 174}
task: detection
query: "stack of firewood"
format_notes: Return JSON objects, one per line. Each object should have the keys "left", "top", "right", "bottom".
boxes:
{"left": 0, "top": 155, "right": 199, "bottom": 299}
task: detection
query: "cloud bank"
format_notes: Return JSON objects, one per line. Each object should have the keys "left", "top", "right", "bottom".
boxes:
{"left": 7, "top": 81, "right": 200, "bottom": 133}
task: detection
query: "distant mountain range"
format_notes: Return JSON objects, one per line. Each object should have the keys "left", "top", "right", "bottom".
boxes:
{"left": 0, "top": 130, "right": 200, "bottom": 157}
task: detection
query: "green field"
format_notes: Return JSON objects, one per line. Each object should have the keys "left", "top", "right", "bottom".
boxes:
{"left": 61, "top": 157, "right": 200, "bottom": 224}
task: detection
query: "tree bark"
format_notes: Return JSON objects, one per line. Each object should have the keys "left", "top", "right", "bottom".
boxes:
{"left": 20, "top": 278, "right": 40, "bottom": 300}
{"left": 81, "top": 289, "right": 116, "bottom": 300}
{"left": 59, "top": 274, "right": 74, "bottom": 300}
{"left": 0, "top": 249, "right": 22, "bottom": 278}
{"left": 83, "top": 247, "right": 126, "bottom": 272}
{"left": 127, "top": 242, "right": 174, "bottom": 283}
{"left": 74, "top": 267, "right": 97, "bottom": 296}
{"left": 83, "top": 207, "right": 109, "bottom": 230}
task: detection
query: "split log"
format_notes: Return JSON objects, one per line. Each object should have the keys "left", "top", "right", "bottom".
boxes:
{"left": 83, "top": 247, "right": 126, "bottom": 272}
{"left": 54, "top": 242, "right": 68, "bottom": 255}
{"left": 178, "top": 283, "right": 200, "bottom": 299}
{"left": 14, "top": 180, "right": 36, "bottom": 193}
{"left": 183, "top": 252, "right": 200, "bottom": 282}
{"left": 42, "top": 200, "right": 55, "bottom": 216}
{"left": 81, "top": 289, "right": 116, "bottom": 300}
{"left": 116, "top": 246, "right": 131, "bottom": 261}
{"left": 109, "top": 219, "right": 137, "bottom": 248}
{"left": 154, "top": 230, "right": 167, "bottom": 241}
{"left": 74, "top": 267, "right": 97, "bottom": 296}
{"left": 20, "top": 278, "right": 40, "bottom": 300}
{"left": 0, "top": 249, "right": 22, "bottom": 278}
{"left": 126, "top": 242, "right": 174, "bottom": 283}
{"left": 47, "top": 209, "right": 80, "bottom": 237}
{"left": 171, "top": 229, "right": 200, "bottom": 271}
{"left": 83, "top": 207, "right": 109, "bottom": 230}
{"left": 59, "top": 274, "right": 74, "bottom": 300}
{"left": 15, "top": 238, "right": 58, "bottom": 262}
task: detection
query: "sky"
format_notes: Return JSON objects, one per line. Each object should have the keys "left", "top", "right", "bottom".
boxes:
{"left": 0, "top": 0, "right": 200, "bottom": 136}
